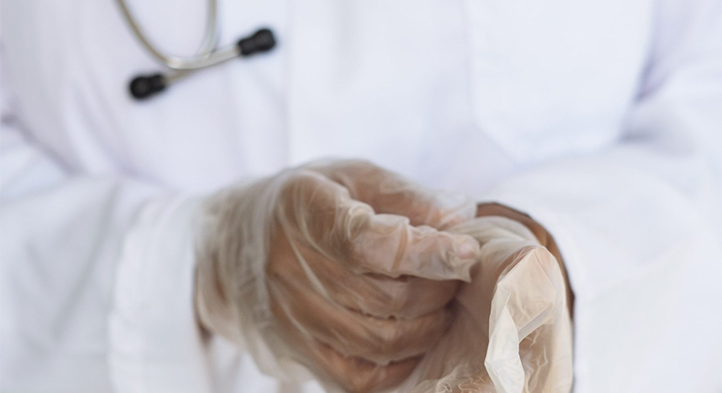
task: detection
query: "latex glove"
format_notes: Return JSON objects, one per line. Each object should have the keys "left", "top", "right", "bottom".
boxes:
{"left": 404, "top": 216, "right": 573, "bottom": 393}
{"left": 194, "top": 160, "right": 481, "bottom": 392}
{"left": 475, "top": 203, "right": 574, "bottom": 314}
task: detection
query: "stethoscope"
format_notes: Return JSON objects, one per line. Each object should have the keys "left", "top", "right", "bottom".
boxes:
{"left": 115, "top": 0, "right": 276, "bottom": 100}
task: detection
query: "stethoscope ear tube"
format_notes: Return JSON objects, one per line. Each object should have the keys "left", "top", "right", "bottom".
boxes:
{"left": 129, "top": 73, "right": 166, "bottom": 100}
{"left": 127, "top": 26, "right": 276, "bottom": 101}
{"left": 237, "top": 28, "right": 275, "bottom": 56}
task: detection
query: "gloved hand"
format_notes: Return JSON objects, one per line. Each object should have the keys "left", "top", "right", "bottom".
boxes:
{"left": 194, "top": 160, "right": 481, "bottom": 392}
{"left": 403, "top": 216, "right": 573, "bottom": 393}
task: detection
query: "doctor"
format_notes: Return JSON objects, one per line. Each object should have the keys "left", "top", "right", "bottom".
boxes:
{"left": 1, "top": 0, "right": 720, "bottom": 392}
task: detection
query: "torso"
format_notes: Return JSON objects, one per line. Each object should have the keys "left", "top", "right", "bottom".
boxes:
{"left": 2, "top": 0, "right": 651, "bottom": 194}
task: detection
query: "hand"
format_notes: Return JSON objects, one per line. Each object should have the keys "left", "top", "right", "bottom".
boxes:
{"left": 475, "top": 202, "right": 574, "bottom": 315}
{"left": 194, "top": 160, "right": 481, "bottom": 392}
{"left": 407, "top": 216, "right": 574, "bottom": 393}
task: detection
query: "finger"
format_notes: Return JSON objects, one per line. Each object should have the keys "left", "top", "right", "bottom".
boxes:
{"left": 275, "top": 171, "right": 480, "bottom": 281}
{"left": 321, "top": 271, "right": 461, "bottom": 319}
{"left": 308, "top": 341, "right": 420, "bottom": 393}
{"left": 348, "top": 214, "right": 479, "bottom": 281}
{"left": 307, "top": 159, "right": 476, "bottom": 228}
{"left": 294, "top": 239, "right": 461, "bottom": 319}
{"left": 267, "top": 252, "right": 452, "bottom": 364}
{"left": 269, "top": 295, "right": 419, "bottom": 393}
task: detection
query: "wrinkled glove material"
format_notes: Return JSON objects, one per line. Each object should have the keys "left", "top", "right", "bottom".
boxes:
{"left": 195, "top": 160, "right": 482, "bottom": 392}
{"left": 404, "top": 216, "right": 573, "bottom": 393}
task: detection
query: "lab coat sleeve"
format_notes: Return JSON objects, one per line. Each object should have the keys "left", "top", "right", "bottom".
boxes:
{"left": 0, "top": 48, "right": 215, "bottom": 392}
{"left": 480, "top": 1, "right": 722, "bottom": 392}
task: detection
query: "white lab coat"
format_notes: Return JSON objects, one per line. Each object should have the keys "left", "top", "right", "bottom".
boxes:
{"left": 1, "top": 0, "right": 720, "bottom": 392}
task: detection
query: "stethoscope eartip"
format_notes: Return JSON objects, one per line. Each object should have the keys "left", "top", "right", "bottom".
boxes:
{"left": 129, "top": 73, "right": 166, "bottom": 100}
{"left": 237, "top": 28, "right": 276, "bottom": 56}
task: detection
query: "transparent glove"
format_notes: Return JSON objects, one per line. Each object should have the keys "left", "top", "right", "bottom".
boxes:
{"left": 404, "top": 216, "right": 573, "bottom": 393}
{"left": 194, "top": 160, "right": 481, "bottom": 392}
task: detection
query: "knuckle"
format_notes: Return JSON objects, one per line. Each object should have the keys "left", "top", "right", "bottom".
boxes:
{"left": 279, "top": 171, "right": 319, "bottom": 198}
{"left": 342, "top": 216, "right": 374, "bottom": 266}
{"left": 372, "top": 319, "right": 405, "bottom": 356}
{"left": 389, "top": 299, "right": 406, "bottom": 316}
{"left": 324, "top": 352, "right": 380, "bottom": 393}
{"left": 384, "top": 280, "right": 412, "bottom": 315}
